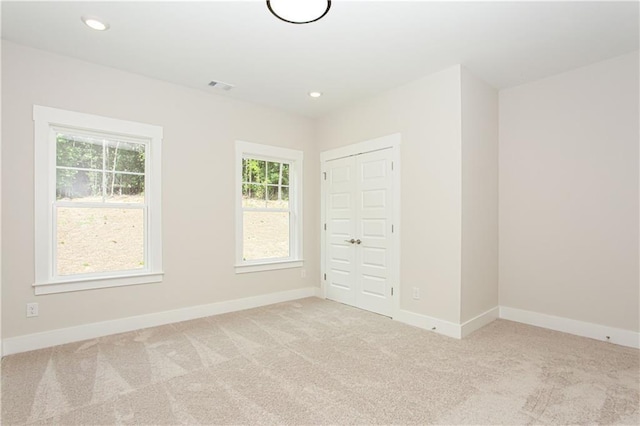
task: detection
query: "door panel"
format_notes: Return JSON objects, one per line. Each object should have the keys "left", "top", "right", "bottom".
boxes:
{"left": 361, "top": 219, "right": 387, "bottom": 239}
{"left": 361, "top": 247, "right": 386, "bottom": 268}
{"left": 325, "top": 157, "right": 357, "bottom": 305}
{"left": 355, "top": 149, "right": 393, "bottom": 316}
{"left": 361, "top": 274, "right": 387, "bottom": 297}
{"left": 324, "top": 148, "right": 394, "bottom": 317}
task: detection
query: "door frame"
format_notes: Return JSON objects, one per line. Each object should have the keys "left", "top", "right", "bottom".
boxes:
{"left": 320, "top": 133, "right": 401, "bottom": 318}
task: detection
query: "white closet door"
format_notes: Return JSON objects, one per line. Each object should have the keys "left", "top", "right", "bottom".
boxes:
{"left": 355, "top": 149, "right": 393, "bottom": 316}
{"left": 324, "top": 148, "right": 394, "bottom": 317}
{"left": 325, "top": 156, "right": 357, "bottom": 305}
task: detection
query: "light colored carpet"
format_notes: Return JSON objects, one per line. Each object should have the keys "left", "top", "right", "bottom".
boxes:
{"left": 1, "top": 297, "right": 638, "bottom": 425}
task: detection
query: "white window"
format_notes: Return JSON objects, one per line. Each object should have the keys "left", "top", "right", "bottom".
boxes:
{"left": 34, "top": 106, "right": 163, "bottom": 294}
{"left": 235, "top": 141, "right": 303, "bottom": 273}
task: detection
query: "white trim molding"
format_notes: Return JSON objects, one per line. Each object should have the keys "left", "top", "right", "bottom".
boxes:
{"left": 2, "top": 287, "right": 319, "bottom": 356}
{"left": 35, "top": 272, "right": 164, "bottom": 295}
{"left": 393, "top": 307, "right": 499, "bottom": 339}
{"left": 499, "top": 306, "right": 640, "bottom": 349}
{"left": 235, "top": 140, "right": 303, "bottom": 273}
{"left": 235, "top": 260, "right": 304, "bottom": 274}
{"left": 394, "top": 309, "right": 462, "bottom": 339}
{"left": 461, "top": 306, "right": 499, "bottom": 338}
{"left": 319, "top": 133, "right": 401, "bottom": 163}
{"left": 33, "top": 105, "right": 163, "bottom": 294}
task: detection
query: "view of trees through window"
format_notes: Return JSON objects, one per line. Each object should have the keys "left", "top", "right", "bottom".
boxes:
{"left": 55, "top": 132, "right": 146, "bottom": 276}
{"left": 242, "top": 158, "right": 289, "bottom": 208}
{"left": 56, "top": 133, "right": 145, "bottom": 201}
{"left": 241, "top": 158, "right": 291, "bottom": 261}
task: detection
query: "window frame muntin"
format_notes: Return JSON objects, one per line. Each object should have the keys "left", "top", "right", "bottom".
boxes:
{"left": 34, "top": 105, "right": 163, "bottom": 295}
{"left": 235, "top": 141, "right": 303, "bottom": 273}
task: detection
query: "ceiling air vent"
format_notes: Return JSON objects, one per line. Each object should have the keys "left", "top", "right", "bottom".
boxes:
{"left": 208, "top": 80, "right": 234, "bottom": 91}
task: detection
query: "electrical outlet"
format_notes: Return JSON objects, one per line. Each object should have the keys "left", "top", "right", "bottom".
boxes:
{"left": 412, "top": 287, "right": 420, "bottom": 300}
{"left": 301, "top": 269, "right": 306, "bottom": 278}
{"left": 26, "top": 302, "right": 39, "bottom": 318}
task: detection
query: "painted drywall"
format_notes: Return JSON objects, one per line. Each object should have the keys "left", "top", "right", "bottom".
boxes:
{"left": 499, "top": 51, "right": 639, "bottom": 332}
{"left": 316, "top": 66, "right": 463, "bottom": 323}
{"left": 460, "top": 67, "right": 499, "bottom": 323}
{"left": 0, "top": 41, "right": 3, "bottom": 354}
{"left": 1, "top": 41, "right": 320, "bottom": 338}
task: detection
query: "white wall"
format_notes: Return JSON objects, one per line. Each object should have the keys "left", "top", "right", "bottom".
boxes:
{"left": 460, "top": 67, "right": 499, "bottom": 323}
{"left": 1, "top": 41, "right": 320, "bottom": 339}
{"left": 499, "top": 51, "right": 639, "bottom": 332}
{"left": 316, "top": 66, "right": 463, "bottom": 323}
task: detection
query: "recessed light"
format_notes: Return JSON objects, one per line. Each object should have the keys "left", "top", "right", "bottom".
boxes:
{"left": 309, "top": 92, "right": 322, "bottom": 98}
{"left": 81, "top": 16, "right": 110, "bottom": 31}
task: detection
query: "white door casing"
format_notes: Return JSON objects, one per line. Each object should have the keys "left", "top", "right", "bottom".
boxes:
{"left": 321, "top": 134, "right": 400, "bottom": 318}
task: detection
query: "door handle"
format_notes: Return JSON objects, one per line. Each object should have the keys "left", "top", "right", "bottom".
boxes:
{"left": 355, "top": 239, "right": 362, "bottom": 245}
{"left": 345, "top": 239, "right": 356, "bottom": 244}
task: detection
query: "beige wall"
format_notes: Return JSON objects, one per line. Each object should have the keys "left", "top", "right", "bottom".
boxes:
{"left": 460, "top": 67, "right": 499, "bottom": 323}
{"left": 0, "top": 41, "right": 3, "bottom": 352}
{"left": 1, "top": 41, "right": 320, "bottom": 338}
{"left": 316, "top": 66, "right": 463, "bottom": 323}
{"left": 499, "top": 51, "right": 639, "bottom": 331}
{"left": 5, "top": 38, "right": 634, "bottom": 342}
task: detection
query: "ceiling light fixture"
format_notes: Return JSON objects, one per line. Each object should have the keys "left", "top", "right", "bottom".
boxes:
{"left": 81, "top": 16, "right": 110, "bottom": 31}
{"left": 267, "top": 0, "right": 331, "bottom": 24}
{"left": 309, "top": 92, "right": 322, "bottom": 98}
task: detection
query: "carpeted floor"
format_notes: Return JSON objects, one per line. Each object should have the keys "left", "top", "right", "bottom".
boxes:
{"left": 1, "top": 297, "right": 639, "bottom": 425}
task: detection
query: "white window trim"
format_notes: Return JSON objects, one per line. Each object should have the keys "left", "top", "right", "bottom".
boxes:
{"left": 235, "top": 141, "right": 303, "bottom": 274}
{"left": 33, "top": 105, "right": 163, "bottom": 295}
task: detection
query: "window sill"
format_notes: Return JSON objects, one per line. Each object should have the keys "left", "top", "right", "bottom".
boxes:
{"left": 33, "top": 272, "right": 164, "bottom": 295}
{"left": 235, "top": 260, "right": 303, "bottom": 274}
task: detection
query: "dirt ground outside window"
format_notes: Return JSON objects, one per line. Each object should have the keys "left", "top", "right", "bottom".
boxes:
{"left": 56, "top": 195, "right": 292, "bottom": 275}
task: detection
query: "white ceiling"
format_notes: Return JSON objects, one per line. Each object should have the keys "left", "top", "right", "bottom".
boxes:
{"left": 2, "top": 1, "right": 638, "bottom": 118}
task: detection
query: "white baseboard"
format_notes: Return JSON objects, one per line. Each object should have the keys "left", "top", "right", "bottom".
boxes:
{"left": 461, "top": 306, "right": 499, "bottom": 338}
{"left": 6, "top": 292, "right": 635, "bottom": 355}
{"left": 2, "top": 287, "right": 320, "bottom": 356}
{"left": 311, "top": 286, "right": 322, "bottom": 298}
{"left": 394, "top": 309, "right": 462, "bottom": 339}
{"left": 499, "top": 306, "right": 640, "bottom": 349}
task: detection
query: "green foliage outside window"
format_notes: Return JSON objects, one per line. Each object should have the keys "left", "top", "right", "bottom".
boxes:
{"left": 242, "top": 158, "right": 289, "bottom": 203}
{"left": 56, "top": 134, "right": 145, "bottom": 200}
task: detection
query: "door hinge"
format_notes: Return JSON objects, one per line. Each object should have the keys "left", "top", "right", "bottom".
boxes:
{"left": 323, "top": 172, "right": 327, "bottom": 180}
{"left": 392, "top": 224, "right": 394, "bottom": 233}
{"left": 391, "top": 161, "right": 394, "bottom": 171}
{"left": 324, "top": 273, "right": 327, "bottom": 281}
{"left": 324, "top": 223, "right": 327, "bottom": 231}
{"left": 391, "top": 287, "right": 394, "bottom": 296}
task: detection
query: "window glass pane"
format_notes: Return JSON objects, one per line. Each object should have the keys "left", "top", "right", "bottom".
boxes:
{"left": 266, "top": 161, "right": 283, "bottom": 184}
{"left": 266, "top": 185, "right": 289, "bottom": 209}
{"left": 56, "top": 133, "right": 103, "bottom": 169}
{"left": 56, "top": 169, "right": 103, "bottom": 201}
{"left": 242, "top": 183, "right": 266, "bottom": 208}
{"left": 243, "top": 211, "right": 289, "bottom": 261}
{"left": 281, "top": 163, "right": 289, "bottom": 185}
{"left": 56, "top": 132, "right": 146, "bottom": 204}
{"left": 104, "top": 173, "right": 145, "bottom": 203}
{"left": 242, "top": 158, "right": 266, "bottom": 183}
{"left": 56, "top": 207, "right": 144, "bottom": 276}
{"left": 105, "top": 140, "right": 146, "bottom": 174}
